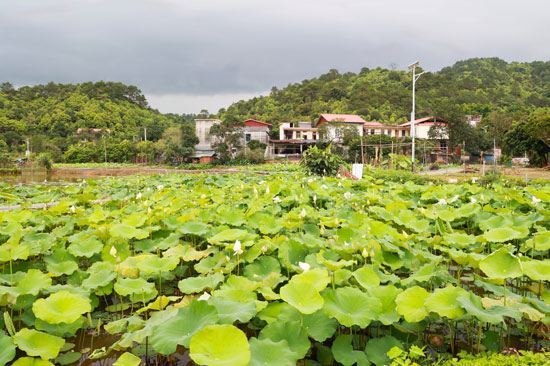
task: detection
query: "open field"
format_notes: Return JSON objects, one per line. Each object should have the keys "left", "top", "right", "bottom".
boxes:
{"left": 1, "top": 171, "right": 550, "bottom": 365}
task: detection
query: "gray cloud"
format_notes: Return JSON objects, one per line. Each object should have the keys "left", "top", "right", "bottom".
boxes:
{"left": 1, "top": 0, "right": 549, "bottom": 112}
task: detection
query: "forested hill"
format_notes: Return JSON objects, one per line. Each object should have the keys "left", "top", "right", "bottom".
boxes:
{"left": 217, "top": 58, "right": 550, "bottom": 128}
{"left": 0, "top": 81, "right": 183, "bottom": 153}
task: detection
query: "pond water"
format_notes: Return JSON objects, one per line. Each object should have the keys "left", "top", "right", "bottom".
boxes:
{"left": 0, "top": 171, "right": 86, "bottom": 185}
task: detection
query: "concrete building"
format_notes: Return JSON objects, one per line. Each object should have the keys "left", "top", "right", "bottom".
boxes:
{"left": 242, "top": 119, "right": 271, "bottom": 145}
{"left": 316, "top": 113, "right": 366, "bottom": 141}
{"left": 193, "top": 119, "right": 222, "bottom": 163}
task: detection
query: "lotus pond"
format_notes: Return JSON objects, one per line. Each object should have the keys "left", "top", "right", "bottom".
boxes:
{"left": 1, "top": 172, "right": 550, "bottom": 366}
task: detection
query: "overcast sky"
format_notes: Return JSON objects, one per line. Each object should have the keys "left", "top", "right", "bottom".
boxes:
{"left": 1, "top": 0, "right": 549, "bottom": 114}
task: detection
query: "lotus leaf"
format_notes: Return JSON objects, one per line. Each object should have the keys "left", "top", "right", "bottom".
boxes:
{"left": 208, "top": 296, "right": 257, "bottom": 324}
{"left": 0, "top": 332, "right": 16, "bottom": 366}
{"left": 150, "top": 300, "right": 219, "bottom": 353}
{"left": 322, "top": 287, "right": 382, "bottom": 327}
{"left": 244, "top": 256, "right": 281, "bottom": 282}
{"left": 14, "top": 328, "right": 65, "bottom": 360}
{"left": 177, "top": 220, "right": 209, "bottom": 236}
{"left": 425, "top": 285, "right": 467, "bottom": 319}
{"left": 443, "top": 233, "right": 477, "bottom": 247}
{"left": 332, "top": 335, "right": 369, "bottom": 366}
{"left": 0, "top": 243, "right": 29, "bottom": 262}
{"left": 54, "top": 351, "right": 82, "bottom": 365}
{"left": 366, "top": 285, "right": 403, "bottom": 325}
{"left": 32, "top": 291, "right": 91, "bottom": 324}
{"left": 190, "top": 324, "right": 250, "bottom": 366}
{"left": 277, "top": 307, "right": 337, "bottom": 342}
{"left": 178, "top": 273, "right": 224, "bottom": 294}
{"left": 113, "top": 352, "right": 141, "bottom": 366}
{"left": 136, "top": 255, "right": 179, "bottom": 274}
{"left": 280, "top": 280, "right": 324, "bottom": 314}
{"left": 258, "top": 320, "right": 310, "bottom": 359}
{"left": 35, "top": 317, "right": 84, "bottom": 338}
{"left": 82, "top": 269, "right": 117, "bottom": 290}
{"left": 291, "top": 268, "right": 330, "bottom": 291}
{"left": 483, "top": 227, "right": 522, "bottom": 243}
{"left": 479, "top": 248, "right": 523, "bottom": 279}
{"left": 108, "top": 223, "right": 147, "bottom": 240}
{"left": 114, "top": 277, "right": 156, "bottom": 297}
{"left": 365, "top": 336, "right": 403, "bottom": 366}
{"left": 11, "top": 358, "right": 54, "bottom": 366}
{"left": 457, "top": 293, "right": 521, "bottom": 324}
{"left": 163, "top": 244, "right": 207, "bottom": 261}
{"left": 208, "top": 229, "right": 253, "bottom": 245}
{"left": 522, "top": 259, "right": 550, "bottom": 281}
{"left": 248, "top": 338, "right": 298, "bottom": 366}
{"left": 353, "top": 266, "right": 380, "bottom": 288}
{"left": 44, "top": 250, "right": 78, "bottom": 276}
{"left": 524, "top": 232, "right": 550, "bottom": 251}
{"left": 395, "top": 286, "right": 430, "bottom": 322}
{"left": 17, "top": 269, "right": 52, "bottom": 296}
{"left": 68, "top": 236, "right": 103, "bottom": 258}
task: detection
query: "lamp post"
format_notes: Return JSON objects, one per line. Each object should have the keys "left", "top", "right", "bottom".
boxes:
{"left": 408, "top": 61, "right": 427, "bottom": 172}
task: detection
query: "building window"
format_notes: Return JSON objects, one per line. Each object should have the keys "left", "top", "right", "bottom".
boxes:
{"left": 371, "top": 129, "right": 375, "bottom": 135}
{"left": 401, "top": 130, "right": 405, "bottom": 137}
{"left": 245, "top": 133, "right": 251, "bottom": 142}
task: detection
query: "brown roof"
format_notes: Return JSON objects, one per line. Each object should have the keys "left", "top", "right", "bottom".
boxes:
{"left": 317, "top": 113, "right": 367, "bottom": 126}
{"left": 363, "top": 121, "right": 385, "bottom": 127}
{"left": 398, "top": 116, "right": 448, "bottom": 127}
{"left": 243, "top": 119, "right": 272, "bottom": 127}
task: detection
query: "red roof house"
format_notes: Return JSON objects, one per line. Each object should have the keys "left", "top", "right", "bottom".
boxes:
{"left": 316, "top": 114, "right": 368, "bottom": 126}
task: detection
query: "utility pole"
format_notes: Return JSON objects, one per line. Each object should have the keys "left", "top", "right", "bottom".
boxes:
{"left": 408, "top": 61, "right": 427, "bottom": 173}
{"left": 144, "top": 128, "right": 147, "bottom": 141}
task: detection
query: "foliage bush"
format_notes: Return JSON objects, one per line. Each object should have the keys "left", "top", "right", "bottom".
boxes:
{"left": 437, "top": 351, "right": 550, "bottom": 366}
{"left": 35, "top": 152, "right": 53, "bottom": 171}
{"left": 300, "top": 144, "right": 345, "bottom": 176}
{"left": 246, "top": 140, "right": 267, "bottom": 150}
{"left": 366, "top": 167, "right": 442, "bottom": 185}
{"left": 235, "top": 148, "right": 266, "bottom": 164}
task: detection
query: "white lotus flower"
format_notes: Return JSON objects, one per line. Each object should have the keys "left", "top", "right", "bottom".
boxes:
{"left": 70, "top": 205, "right": 76, "bottom": 213}
{"left": 344, "top": 192, "right": 351, "bottom": 199}
{"left": 157, "top": 185, "right": 164, "bottom": 190}
{"left": 438, "top": 198, "right": 447, "bottom": 205}
{"left": 273, "top": 196, "right": 282, "bottom": 203}
{"left": 266, "top": 187, "right": 270, "bottom": 194}
{"left": 448, "top": 178, "right": 458, "bottom": 183}
{"left": 308, "top": 178, "right": 313, "bottom": 183}
{"left": 471, "top": 177, "right": 478, "bottom": 183}
{"left": 470, "top": 197, "right": 477, "bottom": 203}
{"left": 299, "top": 208, "right": 306, "bottom": 219}
{"left": 233, "top": 240, "right": 243, "bottom": 255}
{"left": 136, "top": 192, "right": 142, "bottom": 199}
{"left": 338, "top": 182, "right": 342, "bottom": 187}
{"left": 298, "top": 262, "right": 310, "bottom": 272}
{"left": 344, "top": 241, "right": 350, "bottom": 247}
{"left": 147, "top": 187, "right": 151, "bottom": 192}
{"left": 259, "top": 180, "right": 266, "bottom": 185}
{"left": 110, "top": 246, "right": 117, "bottom": 257}
{"left": 533, "top": 196, "right": 542, "bottom": 204}
{"left": 321, "top": 185, "right": 328, "bottom": 189}
{"left": 450, "top": 195, "right": 459, "bottom": 203}
{"left": 198, "top": 292, "right": 211, "bottom": 301}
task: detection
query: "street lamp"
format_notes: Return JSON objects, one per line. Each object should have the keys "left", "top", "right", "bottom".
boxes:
{"left": 408, "top": 61, "right": 427, "bottom": 172}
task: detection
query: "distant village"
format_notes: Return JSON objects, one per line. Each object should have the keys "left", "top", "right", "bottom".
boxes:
{"left": 192, "top": 114, "right": 461, "bottom": 164}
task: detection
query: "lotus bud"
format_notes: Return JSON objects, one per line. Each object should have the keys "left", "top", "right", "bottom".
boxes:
{"left": 225, "top": 255, "right": 230, "bottom": 261}
{"left": 343, "top": 241, "right": 350, "bottom": 247}
{"left": 273, "top": 196, "right": 282, "bottom": 203}
{"left": 253, "top": 187, "right": 258, "bottom": 196}
{"left": 338, "top": 182, "right": 342, "bottom": 187}
{"left": 266, "top": 187, "right": 270, "bottom": 194}
{"left": 321, "top": 185, "right": 327, "bottom": 189}
{"left": 470, "top": 197, "right": 477, "bottom": 203}
{"left": 116, "top": 256, "right": 121, "bottom": 262}
{"left": 533, "top": 196, "right": 542, "bottom": 204}
{"left": 437, "top": 198, "right": 447, "bottom": 205}
{"left": 362, "top": 248, "right": 369, "bottom": 258}
{"left": 233, "top": 240, "right": 243, "bottom": 255}
{"left": 157, "top": 185, "right": 164, "bottom": 190}
{"left": 320, "top": 226, "right": 325, "bottom": 235}
{"left": 313, "top": 195, "right": 317, "bottom": 204}
{"left": 70, "top": 205, "right": 76, "bottom": 213}
{"left": 298, "top": 262, "right": 310, "bottom": 272}
{"left": 110, "top": 246, "right": 117, "bottom": 257}
{"left": 136, "top": 192, "right": 142, "bottom": 200}
{"left": 261, "top": 245, "right": 267, "bottom": 253}
{"left": 201, "top": 194, "right": 207, "bottom": 200}
{"left": 299, "top": 208, "right": 306, "bottom": 219}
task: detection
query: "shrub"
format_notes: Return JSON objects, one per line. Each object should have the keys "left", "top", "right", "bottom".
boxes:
{"left": 36, "top": 152, "right": 53, "bottom": 171}
{"left": 234, "top": 148, "right": 265, "bottom": 165}
{"left": 300, "top": 144, "right": 345, "bottom": 176}
{"left": 246, "top": 140, "right": 267, "bottom": 150}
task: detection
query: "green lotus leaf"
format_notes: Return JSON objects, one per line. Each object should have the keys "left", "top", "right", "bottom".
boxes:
{"left": 0, "top": 243, "right": 30, "bottom": 262}
{"left": 122, "top": 213, "right": 148, "bottom": 228}
{"left": 456, "top": 293, "right": 521, "bottom": 324}
{"left": 483, "top": 227, "right": 521, "bottom": 243}
{"left": 395, "top": 286, "right": 430, "bottom": 322}
{"left": 443, "top": 233, "right": 477, "bottom": 247}
{"left": 401, "top": 263, "right": 440, "bottom": 286}
{"left": 67, "top": 236, "right": 103, "bottom": 258}
{"left": 190, "top": 324, "right": 250, "bottom": 366}
{"left": 365, "top": 336, "right": 403, "bottom": 366}
{"left": 316, "top": 251, "right": 356, "bottom": 271}
{"left": 136, "top": 255, "right": 179, "bottom": 274}
{"left": 17, "top": 269, "right": 52, "bottom": 296}
{"left": 291, "top": 268, "right": 330, "bottom": 292}
{"left": 0, "top": 332, "right": 16, "bottom": 366}
{"left": 54, "top": 351, "right": 82, "bottom": 365}
{"left": 82, "top": 269, "right": 117, "bottom": 290}
{"left": 150, "top": 300, "right": 219, "bottom": 354}
{"left": 332, "top": 335, "right": 369, "bottom": 366}
{"left": 522, "top": 260, "right": 550, "bottom": 281}
{"left": 208, "top": 229, "right": 252, "bottom": 245}
{"left": 366, "top": 285, "right": 403, "bottom": 325}
{"left": 248, "top": 338, "right": 298, "bottom": 366}
{"left": 425, "top": 285, "right": 467, "bottom": 319}
{"left": 32, "top": 291, "right": 91, "bottom": 325}
{"left": 213, "top": 287, "right": 257, "bottom": 304}
{"left": 244, "top": 256, "right": 281, "bottom": 282}
{"left": 479, "top": 247, "right": 523, "bottom": 279}
{"left": 208, "top": 296, "right": 257, "bottom": 324}
{"left": 35, "top": 317, "right": 84, "bottom": 338}
{"left": 114, "top": 277, "right": 156, "bottom": 297}
{"left": 163, "top": 244, "right": 207, "bottom": 261}
{"left": 277, "top": 307, "right": 337, "bottom": 342}
{"left": 353, "top": 266, "right": 380, "bottom": 288}
{"left": 280, "top": 280, "right": 324, "bottom": 314}
{"left": 14, "top": 328, "right": 65, "bottom": 360}
{"left": 178, "top": 272, "right": 224, "bottom": 294}
{"left": 177, "top": 220, "right": 209, "bottom": 236}
{"left": 217, "top": 206, "right": 246, "bottom": 226}
{"left": 11, "top": 358, "right": 54, "bottom": 366}
{"left": 43, "top": 250, "right": 78, "bottom": 276}
{"left": 524, "top": 232, "right": 550, "bottom": 251}
{"left": 110, "top": 223, "right": 149, "bottom": 240}
{"left": 113, "top": 352, "right": 141, "bottom": 366}
{"left": 322, "top": 287, "right": 382, "bottom": 327}
{"left": 258, "top": 320, "right": 310, "bottom": 359}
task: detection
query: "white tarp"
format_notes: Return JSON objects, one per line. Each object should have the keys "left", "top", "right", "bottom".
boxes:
{"left": 351, "top": 164, "right": 363, "bottom": 180}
